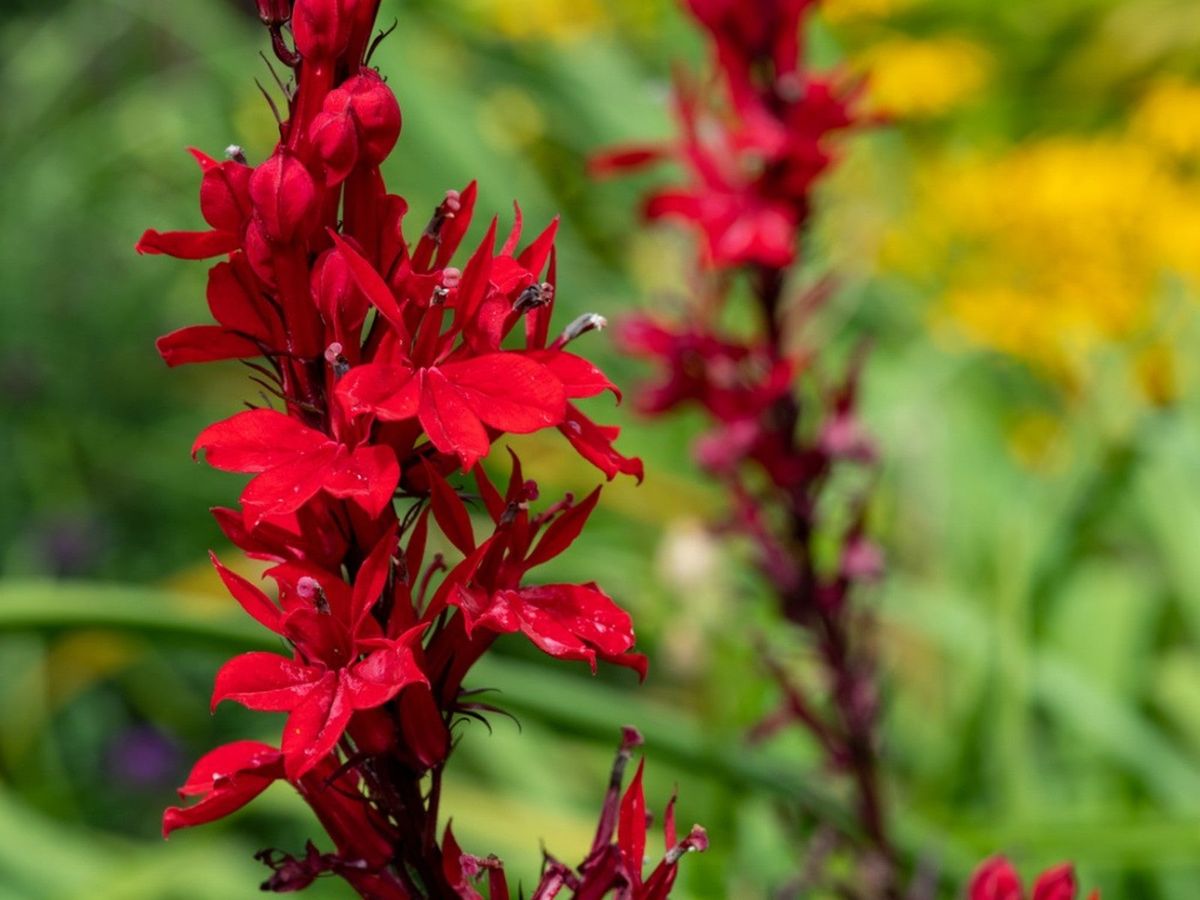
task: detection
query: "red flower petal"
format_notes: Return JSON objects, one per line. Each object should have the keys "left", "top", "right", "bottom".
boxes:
{"left": 192, "top": 409, "right": 330, "bottom": 472}
{"left": 441, "top": 353, "right": 566, "bottom": 433}
{"left": 163, "top": 740, "right": 283, "bottom": 837}
{"left": 618, "top": 758, "right": 647, "bottom": 881}
{"left": 156, "top": 325, "right": 261, "bottom": 367}
{"left": 282, "top": 671, "right": 351, "bottom": 778}
{"left": 212, "top": 651, "right": 325, "bottom": 712}
{"left": 325, "top": 443, "right": 400, "bottom": 517}
{"left": 136, "top": 228, "right": 241, "bottom": 259}
{"left": 559, "top": 404, "right": 644, "bottom": 482}
{"left": 249, "top": 153, "right": 317, "bottom": 244}
{"left": 209, "top": 552, "right": 283, "bottom": 633}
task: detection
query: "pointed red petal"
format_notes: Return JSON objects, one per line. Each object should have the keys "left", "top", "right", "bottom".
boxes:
{"left": 282, "top": 672, "right": 351, "bottom": 778}
{"left": 525, "top": 486, "right": 601, "bottom": 568}
{"left": 209, "top": 552, "right": 283, "bottom": 633}
{"left": 192, "top": 409, "right": 330, "bottom": 472}
{"left": 156, "top": 325, "right": 261, "bottom": 367}
{"left": 136, "top": 228, "right": 241, "bottom": 259}
{"left": 420, "top": 368, "right": 490, "bottom": 471}
{"left": 618, "top": 759, "right": 647, "bottom": 880}
{"left": 212, "top": 652, "right": 325, "bottom": 712}
{"left": 427, "top": 463, "right": 476, "bottom": 556}
{"left": 328, "top": 230, "right": 407, "bottom": 333}
{"left": 164, "top": 740, "right": 283, "bottom": 837}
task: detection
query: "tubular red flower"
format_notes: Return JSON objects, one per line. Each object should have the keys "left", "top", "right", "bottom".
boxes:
{"left": 140, "top": 4, "right": 700, "bottom": 894}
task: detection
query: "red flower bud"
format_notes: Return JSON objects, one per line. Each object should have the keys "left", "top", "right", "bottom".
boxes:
{"left": 249, "top": 153, "right": 317, "bottom": 243}
{"left": 291, "top": 0, "right": 354, "bottom": 60}
{"left": 344, "top": 70, "right": 401, "bottom": 164}
{"left": 969, "top": 857, "right": 1023, "bottom": 900}
{"left": 310, "top": 106, "right": 359, "bottom": 186}
{"left": 199, "top": 161, "right": 252, "bottom": 233}
{"left": 256, "top": 0, "right": 292, "bottom": 25}
{"left": 312, "top": 248, "right": 367, "bottom": 330}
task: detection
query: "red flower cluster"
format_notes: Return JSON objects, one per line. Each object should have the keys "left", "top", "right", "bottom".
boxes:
{"left": 969, "top": 857, "right": 1099, "bottom": 900}
{"left": 593, "top": 0, "right": 857, "bottom": 269}
{"left": 595, "top": 0, "right": 892, "bottom": 895}
{"left": 140, "top": 1, "right": 699, "bottom": 894}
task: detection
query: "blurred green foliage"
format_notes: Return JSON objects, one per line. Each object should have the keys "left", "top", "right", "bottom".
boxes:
{"left": 4, "top": 0, "right": 1200, "bottom": 897}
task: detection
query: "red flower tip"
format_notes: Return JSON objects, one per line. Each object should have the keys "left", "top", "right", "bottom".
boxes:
{"left": 291, "top": 0, "right": 354, "bottom": 60}
{"left": 256, "top": 0, "right": 292, "bottom": 25}
{"left": 969, "top": 857, "right": 1022, "bottom": 900}
{"left": 1032, "top": 864, "right": 1079, "bottom": 900}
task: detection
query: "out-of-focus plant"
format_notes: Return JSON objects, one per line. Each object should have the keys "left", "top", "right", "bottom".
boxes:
{"left": 593, "top": 0, "right": 909, "bottom": 895}
{"left": 136, "top": 0, "right": 704, "bottom": 895}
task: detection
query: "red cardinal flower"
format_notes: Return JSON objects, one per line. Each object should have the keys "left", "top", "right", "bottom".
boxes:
{"left": 192, "top": 408, "right": 399, "bottom": 527}
{"left": 337, "top": 353, "right": 566, "bottom": 470}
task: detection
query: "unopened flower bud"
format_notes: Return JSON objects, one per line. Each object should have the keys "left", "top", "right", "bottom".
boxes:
{"left": 249, "top": 152, "right": 317, "bottom": 243}
{"left": 256, "top": 0, "right": 292, "bottom": 25}
{"left": 344, "top": 70, "right": 401, "bottom": 165}
{"left": 557, "top": 312, "right": 607, "bottom": 346}
{"left": 291, "top": 0, "right": 354, "bottom": 60}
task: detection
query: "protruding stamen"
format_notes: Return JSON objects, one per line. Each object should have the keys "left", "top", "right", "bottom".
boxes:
{"left": 423, "top": 190, "right": 462, "bottom": 241}
{"left": 324, "top": 342, "right": 349, "bottom": 378}
{"left": 296, "top": 575, "right": 330, "bottom": 614}
{"left": 557, "top": 312, "right": 607, "bottom": 346}
{"left": 224, "top": 144, "right": 247, "bottom": 164}
{"left": 513, "top": 282, "right": 554, "bottom": 315}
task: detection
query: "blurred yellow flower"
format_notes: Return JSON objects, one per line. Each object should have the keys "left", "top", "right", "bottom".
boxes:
{"left": 885, "top": 136, "right": 1200, "bottom": 387}
{"left": 1131, "top": 77, "right": 1200, "bottom": 160}
{"left": 823, "top": 0, "right": 917, "bottom": 24}
{"left": 856, "top": 36, "right": 991, "bottom": 118}
{"left": 464, "top": 0, "right": 607, "bottom": 42}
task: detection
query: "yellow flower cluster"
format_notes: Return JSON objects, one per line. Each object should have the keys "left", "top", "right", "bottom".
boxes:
{"left": 882, "top": 81, "right": 1200, "bottom": 394}
{"left": 460, "top": 0, "right": 608, "bottom": 42}
{"left": 855, "top": 35, "right": 992, "bottom": 118}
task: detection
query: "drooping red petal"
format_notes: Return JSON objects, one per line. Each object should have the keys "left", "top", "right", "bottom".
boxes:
{"left": 212, "top": 651, "right": 325, "bottom": 712}
{"left": 282, "top": 671, "right": 351, "bottom": 778}
{"left": 163, "top": 741, "right": 283, "bottom": 837}
{"left": 209, "top": 552, "right": 283, "bottom": 633}
{"left": 136, "top": 228, "right": 241, "bottom": 259}
{"left": 156, "top": 325, "right": 262, "bottom": 367}
{"left": 192, "top": 408, "right": 330, "bottom": 472}
{"left": 529, "top": 350, "right": 620, "bottom": 401}
{"left": 559, "top": 404, "right": 644, "bottom": 483}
